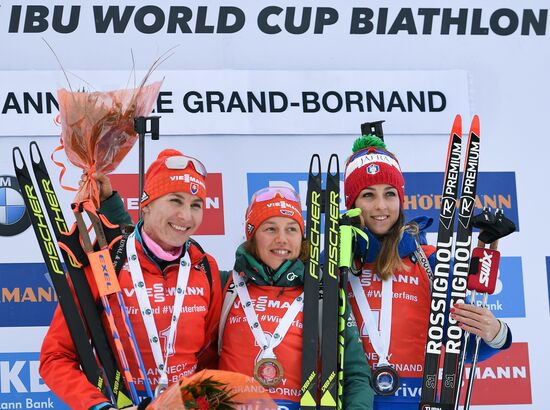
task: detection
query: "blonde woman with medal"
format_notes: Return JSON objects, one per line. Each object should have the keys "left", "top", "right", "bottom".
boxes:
{"left": 343, "top": 134, "right": 513, "bottom": 410}
{"left": 217, "top": 186, "right": 373, "bottom": 409}
{"left": 40, "top": 149, "right": 222, "bottom": 410}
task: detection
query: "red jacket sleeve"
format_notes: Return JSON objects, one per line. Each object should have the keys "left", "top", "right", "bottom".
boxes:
{"left": 196, "top": 253, "right": 222, "bottom": 370}
{"left": 39, "top": 306, "right": 110, "bottom": 410}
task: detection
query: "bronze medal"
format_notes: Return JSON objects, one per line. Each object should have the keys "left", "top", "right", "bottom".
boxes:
{"left": 372, "top": 365, "right": 400, "bottom": 395}
{"left": 254, "top": 358, "right": 284, "bottom": 388}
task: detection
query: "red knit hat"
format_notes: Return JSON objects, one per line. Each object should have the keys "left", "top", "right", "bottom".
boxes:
{"left": 140, "top": 149, "right": 207, "bottom": 208}
{"left": 245, "top": 187, "right": 304, "bottom": 240}
{"left": 344, "top": 135, "right": 404, "bottom": 209}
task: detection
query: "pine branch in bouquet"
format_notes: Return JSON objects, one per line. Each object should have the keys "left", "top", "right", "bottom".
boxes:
{"left": 180, "top": 376, "right": 240, "bottom": 410}
{"left": 146, "top": 370, "right": 278, "bottom": 410}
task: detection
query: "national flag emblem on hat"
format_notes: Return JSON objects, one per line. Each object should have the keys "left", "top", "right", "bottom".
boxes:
{"left": 367, "top": 164, "right": 380, "bottom": 175}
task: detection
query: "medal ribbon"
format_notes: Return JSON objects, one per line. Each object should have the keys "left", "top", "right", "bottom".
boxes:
{"left": 232, "top": 270, "right": 303, "bottom": 360}
{"left": 127, "top": 231, "right": 191, "bottom": 392}
{"left": 349, "top": 272, "right": 393, "bottom": 366}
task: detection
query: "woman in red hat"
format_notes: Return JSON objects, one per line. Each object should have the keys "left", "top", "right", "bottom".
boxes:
{"left": 217, "top": 186, "right": 374, "bottom": 409}
{"left": 342, "top": 134, "right": 512, "bottom": 410}
{"left": 39, "top": 149, "right": 222, "bottom": 410}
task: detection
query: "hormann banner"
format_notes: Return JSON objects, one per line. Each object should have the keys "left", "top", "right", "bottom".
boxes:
{"left": 0, "top": 70, "right": 469, "bottom": 136}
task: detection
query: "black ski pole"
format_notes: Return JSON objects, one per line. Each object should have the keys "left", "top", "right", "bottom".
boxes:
{"left": 134, "top": 116, "right": 160, "bottom": 219}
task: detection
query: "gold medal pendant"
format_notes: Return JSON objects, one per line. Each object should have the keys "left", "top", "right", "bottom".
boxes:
{"left": 254, "top": 358, "right": 284, "bottom": 388}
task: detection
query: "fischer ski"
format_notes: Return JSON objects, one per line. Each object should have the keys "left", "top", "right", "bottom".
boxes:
{"left": 300, "top": 154, "right": 322, "bottom": 409}
{"left": 12, "top": 146, "right": 110, "bottom": 400}
{"left": 320, "top": 154, "right": 340, "bottom": 409}
{"left": 28, "top": 142, "right": 134, "bottom": 408}
{"left": 419, "top": 115, "right": 481, "bottom": 410}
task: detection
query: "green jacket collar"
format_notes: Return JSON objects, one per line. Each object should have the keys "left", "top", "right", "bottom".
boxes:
{"left": 233, "top": 244, "right": 304, "bottom": 287}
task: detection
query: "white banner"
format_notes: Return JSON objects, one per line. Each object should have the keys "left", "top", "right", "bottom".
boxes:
{"left": 0, "top": 69, "right": 469, "bottom": 136}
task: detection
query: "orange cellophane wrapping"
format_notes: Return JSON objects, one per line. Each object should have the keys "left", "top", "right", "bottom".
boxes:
{"left": 146, "top": 369, "right": 278, "bottom": 410}
{"left": 58, "top": 80, "right": 162, "bottom": 207}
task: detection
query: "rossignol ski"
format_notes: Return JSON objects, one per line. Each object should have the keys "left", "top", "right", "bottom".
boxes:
{"left": 320, "top": 154, "right": 340, "bottom": 409}
{"left": 440, "top": 116, "right": 480, "bottom": 405}
{"left": 300, "top": 154, "right": 322, "bottom": 409}
{"left": 419, "top": 115, "right": 481, "bottom": 410}
{"left": 12, "top": 146, "right": 111, "bottom": 400}
{"left": 28, "top": 142, "right": 135, "bottom": 408}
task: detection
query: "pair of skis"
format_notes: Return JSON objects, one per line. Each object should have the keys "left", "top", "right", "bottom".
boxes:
{"left": 13, "top": 143, "right": 150, "bottom": 407}
{"left": 301, "top": 154, "right": 361, "bottom": 410}
{"left": 419, "top": 115, "right": 481, "bottom": 409}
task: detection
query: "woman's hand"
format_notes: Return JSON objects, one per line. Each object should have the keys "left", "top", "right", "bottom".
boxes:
{"left": 80, "top": 172, "right": 113, "bottom": 202}
{"left": 450, "top": 303, "right": 501, "bottom": 342}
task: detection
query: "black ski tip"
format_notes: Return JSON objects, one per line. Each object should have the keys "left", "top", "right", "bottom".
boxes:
{"left": 12, "top": 146, "right": 26, "bottom": 171}
{"left": 309, "top": 154, "right": 321, "bottom": 176}
{"left": 29, "top": 141, "right": 45, "bottom": 166}
{"left": 327, "top": 153, "right": 340, "bottom": 176}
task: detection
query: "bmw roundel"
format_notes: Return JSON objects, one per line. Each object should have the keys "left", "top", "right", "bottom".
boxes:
{"left": 0, "top": 175, "right": 30, "bottom": 236}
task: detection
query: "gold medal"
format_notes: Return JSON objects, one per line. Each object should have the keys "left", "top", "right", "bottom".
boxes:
{"left": 254, "top": 358, "right": 284, "bottom": 388}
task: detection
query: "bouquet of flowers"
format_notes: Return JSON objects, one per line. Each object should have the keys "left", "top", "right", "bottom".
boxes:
{"left": 57, "top": 77, "right": 162, "bottom": 208}
{"left": 146, "top": 370, "right": 277, "bottom": 410}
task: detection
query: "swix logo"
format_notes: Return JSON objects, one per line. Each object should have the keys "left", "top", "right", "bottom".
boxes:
{"left": 402, "top": 172, "right": 519, "bottom": 233}
{"left": 479, "top": 250, "right": 494, "bottom": 286}
{"left": 110, "top": 173, "right": 224, "bottom": 235}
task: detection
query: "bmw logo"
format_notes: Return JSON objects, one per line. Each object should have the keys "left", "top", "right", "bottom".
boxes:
{"left": 0, "top": 175, "right": 30, "bottom": 236}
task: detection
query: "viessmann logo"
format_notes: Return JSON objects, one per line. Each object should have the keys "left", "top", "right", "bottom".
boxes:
{"left": 109, "top": 173, "right": 225, "bottom": 235}
{"left": 458, "top": 342, "right": 532, "bottom": 405}
{"left": 0, "top": 175, "right": 30, "bottom": 236}
{"left": 0, "top": 263, "right": 58, "bottom": 327}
